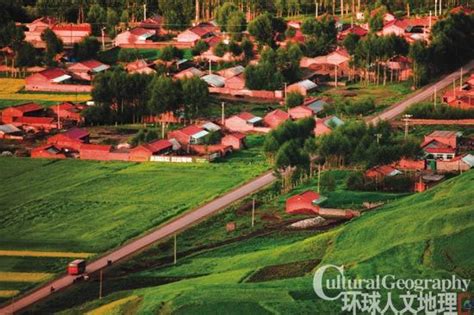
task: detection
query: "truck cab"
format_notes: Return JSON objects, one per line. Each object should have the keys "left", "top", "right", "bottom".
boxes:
{"left": 67, "top": 259, "right": 86, "bottom": 275}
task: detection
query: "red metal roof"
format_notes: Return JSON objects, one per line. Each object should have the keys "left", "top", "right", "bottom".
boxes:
{"left": 77, "top": 59, "right": 105, "bottom": 69}
{"left": 19, "top": 116, "right": 55, "bottom": 124}
{"left": 130, "top": 27, "right": 153, "bottom": 36}
{"left": 38, "top": 68, "right": 68, "bottom": 80}
{"left": 286, "top": 191, "right": 321, "bottom": 216}
{"left": 180, "top": 125, "right": 205, "bottom": 136}
{"left": 237, "top": 112, "right": 256, "bottom": 121}
{"left": 52, "top": 23, "right": 91, "bottom": 32}
{"left": 64, "top": 127, "right": 89, "bottom": 140}
{"left": 228, "top": 132, "right": 246, "bottom": 140}
{"left": 144, "top": 139, "right": 173, "bottom": 153}
{"left": 189, "top": 25, "right": 213, "bottom": 37}
{"left": 6, "top": 102, "right": 42, "bottom": 114}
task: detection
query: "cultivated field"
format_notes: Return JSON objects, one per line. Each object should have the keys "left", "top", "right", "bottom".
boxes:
{"left": 35, "top": 170, "right": 474, "bottom": 314}
{"left": 0, "top": 136, "right": 268, "bottom": 301}
{"left": 0, "top": 78, "right": 91, "bottom": 109}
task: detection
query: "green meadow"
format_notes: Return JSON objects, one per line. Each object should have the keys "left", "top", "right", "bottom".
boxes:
{"left": 0, "top": 135, "right": 268, "bottom": 302}
{"left": 32, "top": 170, "right": 474, "bottom": 314}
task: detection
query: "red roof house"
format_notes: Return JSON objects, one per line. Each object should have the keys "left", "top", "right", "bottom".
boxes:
{"left": 50, "top": 102, "right": 84, "bottom": 124}
{"left": 314, "top": 116, "right": 344, "bottom": 136}
{"left": 129, "top": 139, "right": 173, "bottom": 162}
{"left": 286, "top": 191, "right": 321, "bottom": 215}
{"left": 224, "top": 112, "right": 264, "bottom": 133}
{"left": 365, "top": 165, "right": 402, "bottom": 181}
{"left": 31, "top": 144, "right": 66, "bottom": 159}
{"left": 167, "top": 125, "right": 209, "bottom": 146}
{"left": 176, "top": 24, "right": 215, "bottom": 43}
{"left": 114, "top": 28, "right": 156, "bottom": 46}
{"left": 79, "top": 144, "right": 112, "bottom": 161}
{"left": 224, "top": 73, "right": 245, "bottom": 90}
{"left": 51, "top": 24, "right": 92, "bottom": 45}
{"left": 1, "top": 103, "right": 43, "bottom": 124}
{"left": 421, "top": 130, "right": 458, "bottom": 160}
{"left": 263, "top": 109, "right": 290, "bottom": 129}
{"left": 47, "top": 127, "right": 89, "bottom": 151}
{"left": 337, "top": 25, "right": 368, "bottom": 40}
{"left": 393, "top": 158, "right": 425, "bottom": 171}
{"left": 67, "top": 60, "right": 110, "bottom": 81}
{"left": 288, "top": 105, "right": 314, "bottom": 120}
{"left": 125, "top": 59, "right": 156, "bottom": 74}
{"left": 221, "top": 132, "right": 246, "bottom": 150}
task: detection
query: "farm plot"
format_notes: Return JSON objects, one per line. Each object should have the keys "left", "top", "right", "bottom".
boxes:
{"left": 0, "top": 144, "right": 268, "bottom": 299}
{"left": 0, "top": 78, "right": 90, "bottom": 109}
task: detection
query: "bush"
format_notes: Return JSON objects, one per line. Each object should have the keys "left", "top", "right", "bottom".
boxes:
{"left": 286, "top": 92, "right": 304, "bottom": 108}
{"left": 346, "top": 172, "right": 365, "bottom": 190}
{"left": 320, "top": 172, "right": 336, "bottom": 192}
{"left": 405, "top": 103, "right": 474, "bottom": 119}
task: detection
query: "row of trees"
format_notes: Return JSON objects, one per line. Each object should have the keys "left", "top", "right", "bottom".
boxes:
{"left": 87, "top": 68, "right": 210, "bottom": 125}
{"left": 405, "top": 103, "right": 474, "bottom": 119}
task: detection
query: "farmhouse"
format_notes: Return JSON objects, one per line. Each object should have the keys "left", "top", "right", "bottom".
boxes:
{"left": 384, "top": 55, "right": 412, "bottom": 81}
{"left": 436, "top": 154, "right": 474, "bottom": 173}
{"left": 201, "top": 74, "right": 225, "bottom": 87}
{"left": 24, "top": 18, "right": 91, "bottom": 47}
{"left": 168, "top": 125, "right": 209, "bottom": 145}
{"left": 201, "top": 121, "right": 221, "bottom": 132}
{"left": 114, "top": 28, "right": 156, "bottom": 46}
{"left": 125, "top": 59, "right": 156, "bottom": 74}
{"left": 421, "top": 130, "right": 459, "bottom": 160}
{"left": 301, "top": 48, "right": 351, "bottom": 80}
{"left": 286, "top": 191, "right": 322, "bottom": 216}
{"left": 0, "top": 124, "right": 22, "bottom": 139}
{"left": 365, "top": 165, "right": 402, "bottom": 181}
{"left": 47, "top": 127, "right": 89, "bottom": 151}
{"left": 26, "top": 68, "right": 92, "bottom": 92}
{"left": 218, "top": 66, "right": 245, "bottom": 79}
{"left": 67, "top": 59, "right": 110, "bottom": 81}
{"left": 393, "top": 158, "right": 426, "bottom": 171}
{"left": 224, "top": 73, "right": 245, "bottom": 90}
{"left": 50, "top": 102, "right": 84, "bottom": 124}
{"left": 288, "top": 105, "right": 314, "bottom": 120}
{"left": 31, "top": 144, "right": 66, "bottom": 159}
{"left": 189, "top": 144, "right": 232, "bottom": 158}
{"left": 79, "top": 144, "right": 112, "bottom": 161}
{"left": 129, "top": 139, "right": 173, "bottom": 162}
{"left": 287, "top": 80, "right": 317, "bottom": 96}
{"left": 139, "top": 15, "right": 164, "bottom": 31}
{"left": 302, "top": 98, "right": 328, "bottom": 115}
{"left": 337, "top": 25, "right": 368, "bottom": 40}
{"left": 174, "top": 67, "right": 204, "bottom": 79}
{"left": 314, "top": 116, "right": 344, "bottom": 136}
{"left": 221, "top": 132, "right": 246, "bottom": 150}
{"left": 224, "top": 112, "right": 264, "bottom": 133}
{"left": 263, "top": 109, "right": 290, "bottom": 129}
{"left": 1, "top": 103, "right": 43, "bottom": 124}
{"left": 176, "top": 23, "right": 215, "bottom": 43}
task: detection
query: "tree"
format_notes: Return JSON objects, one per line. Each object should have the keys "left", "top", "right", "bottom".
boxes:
{"left": 41, "top": 28, "right": 63, "bottom": 66}
{"left": 87, "top": 4, "right": 106, "bottom": 35}
{"left": 320, "top": 172, "right": 336, "bottom": 192}
{"left": 216, "top": 2, "right": 238, "bottom": 31}
{"left": 158, "top": 0, "right": 194, "bottom": 30}
{"left": 343, "top": 33, "right": 360, "bottom": 55}
{"left": 73, "top": 36, "right": 100, "bottom": 61}
{"left": 241, "top": 37, "right": 254, "bottom": 61}
{"left": 213, "top": 42, "right": 227, "bottom": 57}
{"left": 409, "top": 40, "right": 430, "bottom": 88}
{"left": 301, "top": 15, "right": 336, "bottom": 57}
{"left": 15, "top": 42, "right": 38, "bottom": 75}
{"left": 160, "top": 45, "right": 182, "bottom": 61}
{"left": 369, "top": 12, "right": 384, "bottom": 32}
{"left": 192, "top": 40, "right": 209, "bottom": 55}
{"left": 181, "top": 76, "right": 209, "bottom": 119}
{"left": 275, "top": 140, "right": 309, "bottom": 170}
{"left": 286, "top": 92, "right": 304, "bottom": 107}
{"left": 227, "top": 11, "right": 246, "bottom": 41}
{"left": 228, "top": 41, "right": 242, "bottom": 57}
{"left": 244, "top": 63, "right": 284, "bottom": 90}
{"left": 248, "top": 13, "right": 274, "bottom": 46}
{"left": 106, "top": 8, "right": 119, "bottom": 38}
{"left": 118, "top": 49, "right": 141, "bottom": 62}
{"left": 148, "top": 76, "right": 182, "bottom": 116}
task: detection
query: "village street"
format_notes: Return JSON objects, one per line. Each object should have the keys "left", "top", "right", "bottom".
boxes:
{"left": 0, "top": 172, "right": 276, "bottom": 314}
{"left": 368, "top": 59, "right": 474, "bottom": 124}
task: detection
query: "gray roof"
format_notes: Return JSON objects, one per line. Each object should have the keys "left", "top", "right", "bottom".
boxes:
{"left": 462, "top": 154, "right": 474, "bottom": 167}
{"left": 0, "top": 124, "right": 21, "bottom": 134}
{"left": 306, "top": 100, "right": 327, "bottom": 113}
{"left": 324, "top": 116, "right": 344, "bottom": 128}
{"left": 201, "top": 74, "right": 225, "bottom": 87}
{"left": 296, "top": 79, "right": 317, "bottom": 91}
{"left": 201, "top": 121, "right": 221, "bottom": 132}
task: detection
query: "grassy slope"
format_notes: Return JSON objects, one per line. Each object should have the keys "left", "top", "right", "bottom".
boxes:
{"left": 60, "top": 171, "right": 474, "bottom": 314}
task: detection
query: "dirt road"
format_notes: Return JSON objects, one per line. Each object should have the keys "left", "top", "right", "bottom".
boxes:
{"left": 0, "top": 172, "right": 276, "bottom": 314}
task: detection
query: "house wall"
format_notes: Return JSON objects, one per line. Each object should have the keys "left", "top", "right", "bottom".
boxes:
{"left": 176, "top": 30, "right": 200, "bottom": 43}
{"left": 225, "top": 76, "right": 245, "bottom": 90}
{"left": 289, "top": 107, "right": 313, "bottom": 119}
{"left": 221, "top": 136, "right": 244, "bottom": 150}
{"left": 436, "top": 160, "right": 470, "bottom": 172}
{"left": 209, "top": 87, "right": 283, "bottom": 100}
{"left": 129, "top": 147, "right": 152, "bottom": 162}
{"left": 25, "top": 82, "right": 92, "bottom": 93}
{"left": 80, "top": 149, "right": 111, "bottom": 161}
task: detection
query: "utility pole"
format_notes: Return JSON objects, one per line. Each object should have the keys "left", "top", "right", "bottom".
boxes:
{"left": 99, "top": 270, "right": 103, "bottom": 299}
{"left": 315, "top": 1, "right": 319, "bottom": 18}
{"left": 173, "top": 234, "right": 177, "bottom": 265}
{"left": 403, "top": 114, "right": 412, "bottom": 140}
{"left": 335, "top": 66, "right": 338, "bottom": 87}
{"left": 161, "top": 122, "right": 165, "bottom": 139}
{"left": 221, "top": 102, "right": 225, "bottom": 126}
{"left": 435, "top": 0, "right": 438, "bottom": 16}
{"left": 101, "top": 27, "right": 106, "bottom": 51}
{"left": 251, "top": 198, "right": 255, "bottom": 228}
{"left": 143, "top": 4, "right": 147, "bottom": 21}
{"left": 460, "top": 67, "right": 463, "bottom": 89}
{"left": 375, "top": 133, "right": 382, "bottom": 144}
{"left": 317, "top": 164, "right": 321, "bottom": 193}
{"left": 208, "top": 59, "right": 212, "bottom": 74}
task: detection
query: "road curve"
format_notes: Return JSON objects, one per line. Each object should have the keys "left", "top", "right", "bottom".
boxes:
{"left": 368, "top": 59, "right": 474, "bottom": 124}
{"left": 0, "top": 172, "right": 276, "bottom": 315}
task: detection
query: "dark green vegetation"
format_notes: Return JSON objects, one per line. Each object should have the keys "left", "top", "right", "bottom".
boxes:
{"left": 26, "top": 169, "right": 474, "bottom": 314}
{"left": 405, "top": 102, "right": 474, "bottom": 119}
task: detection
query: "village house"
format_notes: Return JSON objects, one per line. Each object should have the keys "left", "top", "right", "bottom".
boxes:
{"left": 50, "top": 102, "right": 84, "bottom": 125}
{"left": 24, "top": 18, "right": 92, "bottom": 47}
{"left": 174, "top": 67, "right": 204, "bottom": 79}
{"left": 314, "top": 116, "right": 344, "bottom": 136}
{"left": 288, "top": 105, "right": 315, "bottom": 120}
{"left": 79, "top": 144, "right": 113, "bottom": 161}
{"left": 25, "top": 68, "right": 92, "bottom": 93}
{"left": 442, "top": 78, "right": 474, "bottom": 110}
{"left": 286, "top": 191, "right": 359, "bottom": 219}
{"left": 384, "top": 55, "right": 412, "bottom": 81}
{"left": 365, "top": 165, "right": 402, "bottom": 182}
{"left": 380, "top": 16, "right": 437, "bottom": 42}
{"left": 139, "top": 15, "right": 164, "bottom": 32}
{"left": 125, "top": 59, "right": 156, "bottom": 74}
{"left": 1, "top": 103, "right": 43, "bottom": 124}
{"left": 31, "top": 144, "right": 66, "bottom": 159}
{"left": 221, "top": 132, "right": 246, "bottom": 150}
{"left": 263, "top": 109, "right": 290, "bottom": 129}
{"left": 337, "top": 25, "right": 368, "bottom": 40}
{"left": 392, "top": 158, "right": 426, "bottom": 172}
{"left": 167, "top": 125, "right": 209, "bottom": 146}
{"left": 300, "top": 48, "right": 351, "bottom": 81}
{"left": 200, "top": 121, "right": 221, "bottom": 132}
{"left": 114, "top": 28, "right": 156, "bottom": 46}
{"left": 421, "top": 130, "right": 459, "bottom": 160}
{"left": 47, "top": 127, "right": 89, "bottom": 152}
{"left": 302, "top": 98, "right": 328, "bottom": 115}
{"left": 129, "top": 139, "right": 174, "bottom": 162}
{"left": 436, "top": 154, "right": 474, "bottom": 173}
{"left": 189, "top": 144, "right": 232, "bottom": 158}
{"left": 370, "top": 9, "right": 396, "bottom": 24}
{"left": 224, "top": 112, "right": 265, "bottom": 133}
{"left": 287, "top": 79, "right": 318, "bottom": 96}
{"left": 176, "top": 23, "right": 216, "bottom": 43}
{"left": 67, "top": 59, "right": 110, "bottom": 82}
{"left": 201, "top": 74, "right": 226, "bottom": 88}
{"left": 0, "top": 124, "right": 22, "bottom": 140}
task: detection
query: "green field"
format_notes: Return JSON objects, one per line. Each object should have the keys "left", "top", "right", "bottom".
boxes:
{"left": 0, "top": 136, "right": 268, "bottom": 301}
{"left": 32, "top": 170, "right": 474, "bottom": 314}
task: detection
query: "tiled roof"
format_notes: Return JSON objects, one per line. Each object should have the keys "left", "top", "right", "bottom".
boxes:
{"left": 6, "top": 102, "right": 42, "bottom": 113}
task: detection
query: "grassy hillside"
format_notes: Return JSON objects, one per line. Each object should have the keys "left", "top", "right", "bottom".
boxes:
{"left": 49, "top": 171, "right": 474, "bottom": 314}
{"left": 0, "top": 136, "right": 268, "bottom": 301}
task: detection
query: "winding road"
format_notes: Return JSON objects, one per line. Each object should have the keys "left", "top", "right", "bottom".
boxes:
{"left": 0, "top": 172, "right": 276, "bottom": 314}
{"left": 368, "top": 59, "right": 474, "bottom": 124}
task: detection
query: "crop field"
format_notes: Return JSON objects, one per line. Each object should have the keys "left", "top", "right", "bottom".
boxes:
{"left": 0, "top": 136, "right": 268, "bottom": 301}
{"left": 0, "top": 78, "right": 91, "bottom": 109}
{"left": 31, "top": 170, "right": 474, "bottom": 314}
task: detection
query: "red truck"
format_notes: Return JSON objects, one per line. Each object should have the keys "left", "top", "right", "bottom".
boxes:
{"left": 67, "top": 259, "right": 86, "bottom": 275}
